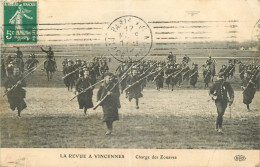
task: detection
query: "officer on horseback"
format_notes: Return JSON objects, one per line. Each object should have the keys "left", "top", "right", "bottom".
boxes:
{"left": 41, "top": 47, "right": 54, "bottom": 60}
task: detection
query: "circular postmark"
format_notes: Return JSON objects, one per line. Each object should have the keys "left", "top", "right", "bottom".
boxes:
{"left": 251, "top": 19, "right": 260, "bottom": 42}
{"left": 105, "top": 15, "right": 153, "bottom": 63}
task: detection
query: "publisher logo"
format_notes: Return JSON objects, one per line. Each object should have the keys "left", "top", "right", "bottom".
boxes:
{"left": 234, "top": 155, "right": 246, "bottom": 161}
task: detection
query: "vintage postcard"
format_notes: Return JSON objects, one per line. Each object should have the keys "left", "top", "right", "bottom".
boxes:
{"left": 0, "top": 0, "right": 259, "bottom": 166}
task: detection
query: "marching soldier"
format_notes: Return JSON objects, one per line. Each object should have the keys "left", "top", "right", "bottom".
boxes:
{"left": 126, "top": 68, "right": 143, "bottom": 109}
{"left": 241, "top": 70, "right": 258, "bottom": 111}
{"left": 97, "top": 72, "right": 121, "bottom": 135}
{"left": 75, "top": 69, "right": 94, "bottom": 115}
{"left": 189, "top": 63, "right": 199, "bottom": 88}
{"left": 4, "top": 68, "right": 27, "bottom": 117}
{"left": 209, "top": 72, "right": 234, "bottom": 134}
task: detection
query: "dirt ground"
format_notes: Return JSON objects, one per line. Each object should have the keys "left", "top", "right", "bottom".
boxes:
{"left": 0, "top": 55, "right": 259, "bottom": 149}
{"left": 0, "top": 85, "right": 259, "bottom": 149}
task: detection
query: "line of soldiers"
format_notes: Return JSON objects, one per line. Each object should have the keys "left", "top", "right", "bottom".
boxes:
{"left": 62, "top": 57, "right": 109, "bottom": 91}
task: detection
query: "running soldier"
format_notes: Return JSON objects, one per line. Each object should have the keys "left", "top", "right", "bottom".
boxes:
{"left": 125, "top": 68, "right": 143, "bottom": 109}
{"left": 189, "top": 63, "right": 199, "bottom": 88}
{"left": 154, "top": 64, "right": 164, "bottom": 91}
{"left": 63, "top": 60, "right": 76, "bottom": 91}
{"left": 75, "top": 69, "right": 94, "bottom": 115}
{"left": 204, "top": 67, "right": 211, "bottom": 88}
{"left": 4, "top": 68, "right": 27, "bottom": 117}
{"left": 219, "top": 65, "right": 228, "bottom": 80}
{"left": 97, "top": 72, "right": 121, "bottom": 135}
{"left": 209, "top": 73, "right": 234, "bottom": 134}
{"left": 241, "top": 70, "right": 259, "bottom": 111}
{"left": 25, "top": 54, "right": 39, "bottom": 72}
{"left": 164, "top": 64, "right": 174, "bottom": 90}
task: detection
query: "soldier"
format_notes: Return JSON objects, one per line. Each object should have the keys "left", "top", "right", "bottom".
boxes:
{"left": 6, "top": 61, "right": 14, "bottom": 77}
{"left": 74, "top": 59, "right": 82, "bottom": 79}
{"left": 154, "top": 64, "right": 164, "bottom": 91}
{"left": 4, "top": 68, "right": 27, "bottom": 117}
{"left": 209, "top": 72, "right": 234, "bottom": 134}
{"left": 75, "top": 69, "right": 94, "bottom": 115}
{"left": 227, "top": 62, "right": 235, "bottom": 79}
{"left": 204, "top": 67, "right": 211, "bottom": 88}
{"left": 41, "top": 47, "right": 54, "bottom": 60}
{"left": 174, "top": 64, "right": 182, "bottom": 88}
{"left": 202, "top": 64, "right": 207, "bottom": 79}
{"left": 206, "top": 56, "right": 213, "bottom": 66}
{"left": 182, "top": 64, "right": 190, "bottom": 83}
{"left": 239, "top": 63, "right": 246, "bottom": 80}
{"left": 14, "top": 53, "right": 25, "bottom": 73}
{"left": 25, "top": 54, "right": 39, "bottom": 72}
{"left": 16, "top": 47, "right": 23, "bottom": 58}
{"left": 97, "top": 72, "right": 121, "bottom": 135}
{"left": 63, "top": 60, "right": 76, "bottom": 91}
{"left": 126, "top": 68, "right": 143, "bottom": 109}
{"left": 164, "top": 64, "right": 174, "bottom": 90}
{"left": 241, "top": 70, "right": 258, "bottom": 111}
{"left": 182, "top": 55, "right": 190, "bottom": 65}
{"left": 1, "top": 56, "right": 7, "bottom": 81}
{"left": 219, "top": 65, "right": 228, "bottom": 80}
{"left": 190, "top": 63, "right": 199, "bottom": 88}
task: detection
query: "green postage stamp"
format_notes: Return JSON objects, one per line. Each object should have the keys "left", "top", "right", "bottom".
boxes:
{"left": 4, "top": 2, "right": 37, "bottom": 44}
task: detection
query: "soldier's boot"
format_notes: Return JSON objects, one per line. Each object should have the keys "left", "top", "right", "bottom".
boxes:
{"left": 84, "top": 108, "right": 87, "bottom": 115}
{"left": 136, "top": 99, "right": 139, "bottom": 109}
{"left": 246, "top": 104, "right": 251, "bottom": 112}
{"left": 18, "top": 110, "right": 21, "bottom": 117}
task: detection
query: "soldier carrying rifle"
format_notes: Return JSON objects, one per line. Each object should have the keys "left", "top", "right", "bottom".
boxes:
{"left": 241, "top": 69, "right": 259, "bottom": 112}
{"left": 4, "top": 68, "right": 27, "bottom": 117}
{"left": 97, "top": 72, "right": 121, "bottom": 135}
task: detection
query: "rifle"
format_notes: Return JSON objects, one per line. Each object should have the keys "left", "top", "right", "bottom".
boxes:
{"left": 139, "top": 63, "right": 156, "bottom": 78}
{"left": 189, "top": 64, "right": 203, "bottom": 78}
{"left": 152, "top": 65, "right": 167, "bottom": 82}
{"left": 3, "top": 61, "right": 44, "bottom": 97}
{"left": 93, "top": 63, "right": 135, "bottom": 110}
{"left": 125, "top": 69, "right": 161, "bottom": 92}
{"left": 70, "top": 78, "right": 105, "bottom": 101}
{"left": 242, "top": 70, "right": 258, "bottom": 93}
{"left": 62, "top": 68, "right": 81, "bottom": 79}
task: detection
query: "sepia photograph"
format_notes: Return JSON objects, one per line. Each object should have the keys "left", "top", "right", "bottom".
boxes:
{"left": 0, "top": 0, "right": 259, "bottom": 166}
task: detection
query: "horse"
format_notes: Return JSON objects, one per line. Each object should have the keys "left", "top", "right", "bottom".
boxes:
{"left": 44, "top": 59, "right": 57, "bottom": 81}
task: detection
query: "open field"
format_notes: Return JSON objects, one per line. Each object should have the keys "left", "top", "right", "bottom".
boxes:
{"left": 0, "top": 87, "right": 259, "bottom": 149}
{"left": 0, "top": 48, "right": 259, "bottom": 149}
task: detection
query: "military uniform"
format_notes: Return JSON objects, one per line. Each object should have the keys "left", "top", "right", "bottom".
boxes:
{"left": 209, "top": 74, "right": 234, "bottom": 133}
{"left": 97, "top": 73, "right": 120, "bottom": 135}
{"left": 190, "top": 64, "right": 199, "bottom": 87}
{"left": 75, "top": 76, "right": 93, "bottom": 114}
{"left": 4, "top": 74, "right": 27, "bottom": 117}
{"left": 126, "top": 74, "right": 143, "bottom": 103}
{"left": 241, "top": 70, "right": 258, "bottom": 111}
{"left": 63, "top": 63, "right": 76, "bottom": 91}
